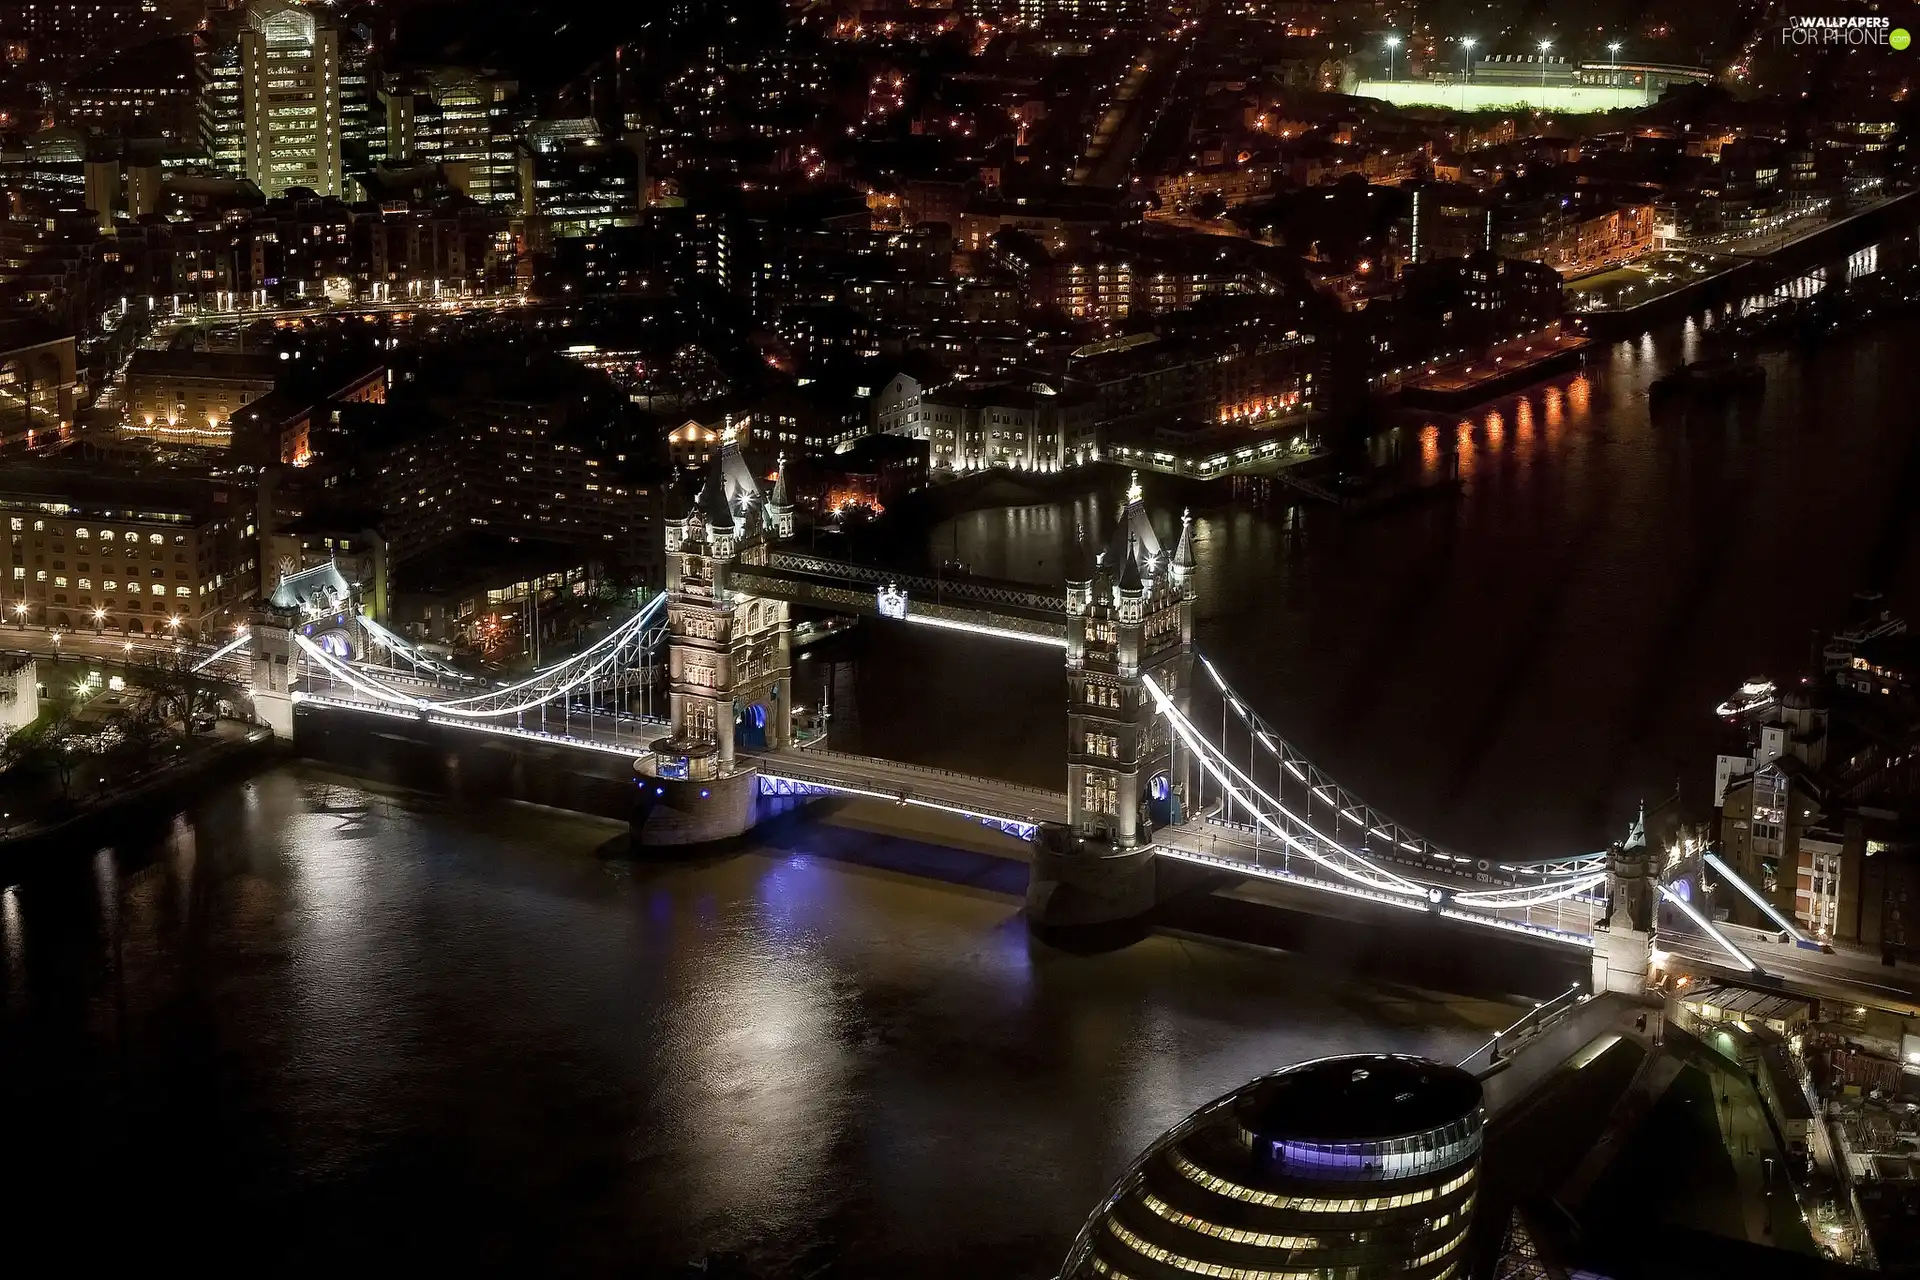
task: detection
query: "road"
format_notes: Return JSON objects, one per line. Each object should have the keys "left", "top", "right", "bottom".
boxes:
{"left": 1658, "top": 925, "right": 1920, "bottom": 1016}
{"left": 752, "top": 746, "right": 1067, "bottom": 829}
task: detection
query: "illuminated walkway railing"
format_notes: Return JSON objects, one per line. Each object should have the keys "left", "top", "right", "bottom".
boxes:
{"left": 294, "top": 593, "right": 666, "bottom": 719}
{"left": 1195, "top": 653, "right": 1607, "bottom": 886}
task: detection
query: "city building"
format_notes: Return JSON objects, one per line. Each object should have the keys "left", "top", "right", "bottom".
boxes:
{"left": 123, "top": 349, "right": 283, "bottom": 446}
{"left": 0, "top": 463, "right": 259, "bottom": 638}
{"left": 379, "top": 68, "right": 524, "bottom": 206}
{"left": 1064, "top": 323, "right": 1317, "bottom": 437}
{"left": 0, "top": 0, "right": 152, "bottom": 71}
{"left": 891, "top": 382, "right": 1097, "bottom": 473}
{"left": 1716, "top": 650, "right": 1920, "bottom": 956}
{"left": 388, "top": 534, "right": 598, "bottom": 648}
{"left": 201, "top": 0, "right": 345, "bottom": 199}
{"left": 1062, "top": 1055, "right": 1483, "bottom": 1278}
{"left": 0, "top": 330, "right": 77, "bottom": 449}
{"left": 518, "top": 119, "right": 645, "bottom": 246}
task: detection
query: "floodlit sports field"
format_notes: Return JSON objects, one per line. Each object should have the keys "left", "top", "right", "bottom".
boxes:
{"left": 1353, "top": 79, "right": 1658, "bottom": 113}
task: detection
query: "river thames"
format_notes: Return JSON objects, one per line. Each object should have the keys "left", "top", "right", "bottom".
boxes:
{"left": 5, "top": 231, "right": 1920, "bottom": 1276}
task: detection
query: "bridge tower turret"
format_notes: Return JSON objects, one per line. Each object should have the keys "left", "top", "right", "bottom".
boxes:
{"left": 1065, "top": 525, "right": 1094, "bottom": 668}
{"left": 765, "top": 454, "right": 796, "bottom": 541}
{"left": 1592, "top": 801, "right": 1656, "bottom": 998}
{"left": 635, "top": 436, "right": 794, "bottom": 845}
{"left": 1032, "top": 474, "right": 1194, "bottom": 931}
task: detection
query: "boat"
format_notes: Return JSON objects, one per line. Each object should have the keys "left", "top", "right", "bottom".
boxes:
{"left": 1650, "top": 356, "right": 1766, "bottom": 402}
{"left": 1715, "top": 677, "right": 1778, "bottom": 720}
{"left": 1823, "top": 592, "right": 1908, "bottom": 671}
{"left": 792, "top": 616, "right": 858, "bottom": 650}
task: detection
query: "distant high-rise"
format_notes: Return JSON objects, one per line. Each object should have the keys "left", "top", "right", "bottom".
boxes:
{"left": 237, "top": 0, "right": 341, "bottom": 198}
{"left": 1016, "top": 0, "right": 1155, "bottom": 34}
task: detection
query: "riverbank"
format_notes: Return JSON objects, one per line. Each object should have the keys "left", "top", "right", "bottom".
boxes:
{"left": 0, "top": 729, "right": 279, "bottom": 860}
{"left": 1575, "top": 188, "right": 1920, "bottom": 337}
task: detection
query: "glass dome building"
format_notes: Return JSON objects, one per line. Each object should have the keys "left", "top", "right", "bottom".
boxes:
{"left": 1063, "top": 1054, "right": 1484, "bottom": 1280}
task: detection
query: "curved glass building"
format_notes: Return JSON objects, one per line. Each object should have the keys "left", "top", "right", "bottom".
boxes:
{"left": 1063, "top": 1055, "right": 1484, "bottom": 1280}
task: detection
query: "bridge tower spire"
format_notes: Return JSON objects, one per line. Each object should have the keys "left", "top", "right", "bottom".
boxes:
{"left": 1032, "top": 476, "right": 1195, "bottom": 930}
{"left": 635, "top": 438, "right": 793, "bottom": 844}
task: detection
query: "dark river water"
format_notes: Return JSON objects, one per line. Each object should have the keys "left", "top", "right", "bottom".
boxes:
{"left": 6, "top": 229, "right": 1920, "bottom": 1277}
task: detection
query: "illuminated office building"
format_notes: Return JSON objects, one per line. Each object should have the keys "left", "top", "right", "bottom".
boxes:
{"left": 1064, "top": 1055, "right": 1483, "bottom": 1279}
{"left": 239, "top": 0, "right": 341, "bottom": 198}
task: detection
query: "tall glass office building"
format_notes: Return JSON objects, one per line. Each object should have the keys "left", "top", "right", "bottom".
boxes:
{"left": 1064, "top": 1055, "right": 1484, "bottom": 1280}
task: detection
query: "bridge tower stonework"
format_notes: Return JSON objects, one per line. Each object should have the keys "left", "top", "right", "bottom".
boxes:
{"left": 635, "top": 439, "right": 793, "bottom": 844}
{"left": 247, "top": 612, "right": 299, "bottom": 740}
{"left": 1030, "top": 477, "right": 1195, "bottom": 930}
{"left": 1593, "top": 803, "right": 1655, "bottom": 997}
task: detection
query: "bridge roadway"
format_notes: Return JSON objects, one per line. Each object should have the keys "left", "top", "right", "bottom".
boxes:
{"left": 1658, "top": 922, "right": 1920, "bottom": 1019}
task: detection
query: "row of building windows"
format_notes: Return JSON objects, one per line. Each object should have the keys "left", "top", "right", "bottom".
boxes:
{"left": 11, "top": 518, "right": 179, "bottom": 543}
{"left": 1102, "top": 1215, "right": 1467, "bottom": 1280}
{"left": 1170, "top": 1150, "right": 1475, "bottom": 1213}
{"left": 1137, "top": 1188, "right": 1472, "bottom": 1251}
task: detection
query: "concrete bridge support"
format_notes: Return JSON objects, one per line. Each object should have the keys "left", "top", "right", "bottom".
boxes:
{"left": 249, "top": 618, "right": 298, "bottom": 741}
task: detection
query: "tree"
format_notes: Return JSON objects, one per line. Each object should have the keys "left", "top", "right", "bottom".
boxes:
{"left": 132, "top": 649, "right": 230, "bottom": 731}
{"left": 2, "top": 708, "right": 93, "bottom": 806}
{"left": 1192, "top": 191, "right": 1228, "bottom": 221}
{"left": 107, "top": 705, "right": 169, "bottom": 774}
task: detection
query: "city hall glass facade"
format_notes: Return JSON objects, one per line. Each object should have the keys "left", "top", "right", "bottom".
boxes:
{"left": 1064, "top": 1055, "right": 1484, "bottom": 1280}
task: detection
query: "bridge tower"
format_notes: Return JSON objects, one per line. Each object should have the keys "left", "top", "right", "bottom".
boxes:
{"left": 1031, "top": 475, "right": 1195, "bottom": 930}
{"left": 1593, "top": 802, "right": 1656, "bottom": 998}
{"left": 247, "top": 612, "right": 299, "bottom": 740}
{"left": 635, "top": 437, "right": 794, "bottom": 844}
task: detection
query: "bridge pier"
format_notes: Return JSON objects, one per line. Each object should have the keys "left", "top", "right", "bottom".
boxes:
{"left": 632, "top": 768, "right": 763, "bottom": 846}
{"left": 1028, "top": 829, "right": 1159, "bottom": 930}
{"left": 248, "top": 615, "right": 298, "bottom": 741}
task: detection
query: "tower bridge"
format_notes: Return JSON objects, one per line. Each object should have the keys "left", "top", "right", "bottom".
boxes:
{"left": 221, "top": 439, "right": 1920, "bottom": 1012}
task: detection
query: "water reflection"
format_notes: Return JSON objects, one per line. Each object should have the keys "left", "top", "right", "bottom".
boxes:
{"left": 0, "top": 769, "right": 1518, "bottom": 1276}
{"left": 920, "top": 312, "right": 1920, "bottom": 859}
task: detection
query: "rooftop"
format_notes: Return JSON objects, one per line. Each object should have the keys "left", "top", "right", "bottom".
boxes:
{"left": 1236, "top": 1054, "right": 1482, "bottom": 1144}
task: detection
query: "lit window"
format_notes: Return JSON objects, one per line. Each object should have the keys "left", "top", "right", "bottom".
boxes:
{"left": 151, "top": 584, "right": 165, "bottom": 596}
{"left": 149, "top": 534, "right": 163, "bottom": 545}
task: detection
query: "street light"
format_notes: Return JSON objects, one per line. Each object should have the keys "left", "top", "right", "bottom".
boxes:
{"left": 91, "top": 607, "right": 107, "bottom": 634}
{"left": 1608, "top": 41, "right": 1622, "bottom": 84}
{"left": 11, "top": 601, "right": 27, "bottom": 628}
{"left": 1538, "top": 38, "right": 1552, "bottom": 89}
{"left": 1461, "top": 36, "right": 1477, "bottom": 80}
{"left": 1384, "top": 33, "right": 1401, "bottom": 82}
